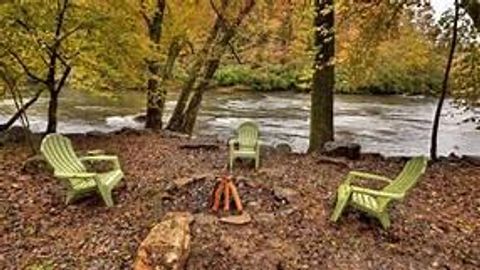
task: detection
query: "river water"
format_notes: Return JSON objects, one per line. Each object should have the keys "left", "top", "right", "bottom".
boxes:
{"left": 0, "top": 89, "right": 478, "bottom": 156}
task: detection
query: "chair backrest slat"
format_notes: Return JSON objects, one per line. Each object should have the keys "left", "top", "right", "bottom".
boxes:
{"left": 383, "top": 156, "right": 427, "bottom": 193}
{"left": 237, "top": 121, "right": 259, "bottom": 149}
{"left": 377, "top": 156, "right": 427, "bottom": 209}
{"left": 41, "top": 134, "right": 86, "bottom": 174}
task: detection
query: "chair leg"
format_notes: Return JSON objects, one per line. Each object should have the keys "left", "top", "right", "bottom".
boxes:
{"left": 255, "top": 156, "right": 259, "bottom": 170}
{"left": 98, "top": 187, "right": 114, "bottom": 207}
{"left": 378, "top": 213, "right": 391, "bottom": 229}
{"left": 330, "top": 184, "right": 352, "bottom": 222}
{"left": 229, "top": 156, "right": 234, "bottom": 172}
{"left": 65, "top": 191, "right": 76, "bottom": 205}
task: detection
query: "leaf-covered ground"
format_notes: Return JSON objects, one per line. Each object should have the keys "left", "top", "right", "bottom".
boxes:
{"left": 0, "top": 131, "right": 479, "bottom": 269}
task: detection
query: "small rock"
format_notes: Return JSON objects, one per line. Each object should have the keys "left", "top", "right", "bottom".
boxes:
{"left": 255, "top": 212, "right": 275, "bottom": 224}
{"left": 134, "top": 212, "right": 193, "bottom": 270}
{"left": 273, "top": 186, "right": 300, "bottom": 204}
{"left": 219, "top": 212, "right": 252, "bottom": 225}
{"left": 193, "top": 213, "right": 217, "bottom": 226}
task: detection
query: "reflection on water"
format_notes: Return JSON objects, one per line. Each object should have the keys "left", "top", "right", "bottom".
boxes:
{"left": 0, "top": 89, "right": 478, "bottom": 156}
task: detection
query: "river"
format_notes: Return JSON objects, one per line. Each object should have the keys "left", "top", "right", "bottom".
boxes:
{"left": 0, "top": 89, "right": 478, "bottom": 156}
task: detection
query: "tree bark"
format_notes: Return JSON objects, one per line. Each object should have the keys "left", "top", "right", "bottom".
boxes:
{"left": 430, "top": 0, "right": 460, "bottom": 160}
{"left": 46, "top": 89, "right": 58, "bottom": 134}
{"left": 167, "top": 0, "right": 255, "bottom": 134}
{"left": 167, "top": 7, "right": 226, "bottom": 131}
{"left": 462, "top": 0, "right": 480, "bottom": 29}
{"left": 308, "top": 0, "right": 335, "bottom": 153}
{"left": 145, "top": 0, "right": 166, "bottom": 130}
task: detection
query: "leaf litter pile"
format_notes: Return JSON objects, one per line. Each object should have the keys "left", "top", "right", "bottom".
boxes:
{"left": 0, "top": 131, "right": 479, "bottom": 269}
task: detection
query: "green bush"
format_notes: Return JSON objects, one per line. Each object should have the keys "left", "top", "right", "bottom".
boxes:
{"left": 214, "top": 64, "right": 301, "bottom": 91}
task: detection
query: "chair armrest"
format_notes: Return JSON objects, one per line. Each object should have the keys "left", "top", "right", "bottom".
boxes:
{"left": 350, "top": 186, "right": 404, "bottom": 199}
{"left": 229, "top": 139, "right": 239, "bottom": 151}
{"left": 80, "top": 155, "right": 121, "bottom": 170}
{"left": 255, "top": 140, "right": 262, "bottom": 151}
{"left": 345, "top": 171, "right": 393, "bottom": 184}
{"left": 54, "top": 172, "right": 97, "bottom": 179}
{"left": 86, "top": 149, "right": 105, "bottom": 155}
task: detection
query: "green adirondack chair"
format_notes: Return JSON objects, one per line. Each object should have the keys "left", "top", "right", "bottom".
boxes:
{"left": 40, "top": 133, "right": 124, "bottom": 207}
{"left": 229, "top": 121, "right": 261, "bottom": 170}
{"left": 330, "top": 156, "right": 428, "bottom": 229}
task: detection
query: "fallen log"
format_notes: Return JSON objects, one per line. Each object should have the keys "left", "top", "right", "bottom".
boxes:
{"left": 179, "top": 143, "right": 219, "bottom": 150}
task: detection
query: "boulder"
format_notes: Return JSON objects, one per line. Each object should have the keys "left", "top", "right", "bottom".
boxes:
{"left": 322, "top": 141, "right": 361, "bottom": 160}
{"left": 275, "top": 143, "right": 292, "bottom": 154}
{"left": 133, "top": 113, "right": 147, "bottom": 123}
{"left": 134, "top": 212, "right": 193, "bottom": 270}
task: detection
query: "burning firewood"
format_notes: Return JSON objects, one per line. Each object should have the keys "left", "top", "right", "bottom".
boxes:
{"left": 210, "top": 175, "right": 244, "bottom": 213}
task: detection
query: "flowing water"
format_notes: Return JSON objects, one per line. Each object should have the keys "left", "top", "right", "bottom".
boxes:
{"left": 1, "top": 89, "right": 478, "bottom": 156}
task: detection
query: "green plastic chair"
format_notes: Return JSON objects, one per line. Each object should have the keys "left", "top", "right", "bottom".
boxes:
{"left": 330, "top": 156, "right": 428, "bottom": 229}
{"left": 229, "top": 121, "right": 261, "bottom": 170}
{"left": 40, "top": 134, "right": 124, "bottom": 207}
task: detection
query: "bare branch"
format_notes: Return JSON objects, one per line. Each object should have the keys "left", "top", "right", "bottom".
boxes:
{"left": 55, "top": 65, "right": 71, "bottom": 93}
{"left": 57, "top": 23, "right": 85, "bottom": 44}
{"left": 228, "top": 41, "right": 242, "bottom": 64}
{"left": 8, "top": 50, "right": 48, "bottom": 85}
{"left": 140, "top": 0, "right": 151, "bottom": 27}
{"left": 209, "top": 0, "right": 230, "bottom": 30}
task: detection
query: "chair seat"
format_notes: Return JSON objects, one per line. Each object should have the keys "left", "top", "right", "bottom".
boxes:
{"left": 233, "top": 149, "right": 256, "bottom": 156}
{"left": 71, "top": 177, "right": 97, "bottom": 191}
{"left": 98, "top": 170, "right": 124, "bottom": 188}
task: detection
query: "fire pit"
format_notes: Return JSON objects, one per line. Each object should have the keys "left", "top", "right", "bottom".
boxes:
{"left": 210, "top": 174, "right": 244, "bottom": 213}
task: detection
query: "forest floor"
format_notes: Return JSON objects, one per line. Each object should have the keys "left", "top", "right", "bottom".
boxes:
{"left": 1, "top": 130, "right": 479, "bottom": 270}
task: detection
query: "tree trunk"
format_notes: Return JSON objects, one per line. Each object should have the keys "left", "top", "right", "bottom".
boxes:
{"left": 181, "top": 58, "right": 222, "bottom": 134}
{"left": 46, "top": 89, "right": 58, "bottom": 134}
{"left": 145, "top": 0, "right": 166, "bottom": 130}
{"left": 308, "top": 0, "right": 335, "bottom": 153}
{"left": 167, "top": 0, "right": 255, "bottom": 134}
{"left": 430, "top": 0, "right": 460, "bottom": 160}
{"left": 145, "top": 62, "right": 164, "bottom": 129}
{"left": 463, "top": 0, "right": 480, "bottom": 29}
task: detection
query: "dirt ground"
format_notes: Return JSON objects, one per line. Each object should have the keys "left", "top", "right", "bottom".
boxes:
{"left": 0, "top": 131, "right": 479, "bottom": 269}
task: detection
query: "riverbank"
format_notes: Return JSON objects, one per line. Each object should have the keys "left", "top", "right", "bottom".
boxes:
{"left": 1, "top": 131, "right": 479, "bottom": 269}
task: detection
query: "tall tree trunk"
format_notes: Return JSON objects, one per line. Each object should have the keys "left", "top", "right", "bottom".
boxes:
{"left": 46, "top": 88, "right": 58, "bottom": 134}
{"left": 308, "top": 0, "right": 335, "bottom": 152}
{"left": 167, "top": 9, "right": 226, "bottom": 131}
{"left": 430, "top": 0, "right": 460, "bottom": 160}
{"left": 462, "top": 0, "right": 480, "bottom": 29}
{"left": 145, "top": 0, "right": 166, "bottom": 130}
{"left": 167, "top": 0, "right": 255, "bottom": 134}
{"left": 181, "top": 58, "right": 222, "bottom": 134}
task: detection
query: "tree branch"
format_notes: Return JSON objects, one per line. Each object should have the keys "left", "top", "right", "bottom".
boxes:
{"left": 140, "top": 0, "right": 152, "bottom": 27}
{"left": 55, "top": 65, "right": 71, "bottom": 93}
{"left": 228, "top": 41, "right": 242, "bottom": 64}
{"left": 8, "top": 50, "right": 48, "bottom": 85}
